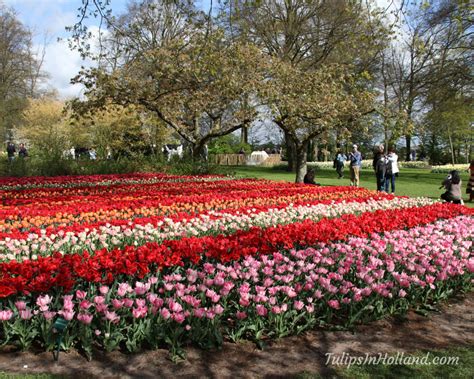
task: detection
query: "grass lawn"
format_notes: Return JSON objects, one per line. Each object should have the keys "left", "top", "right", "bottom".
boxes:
{"left": 231, "top": 165, "right": 474, "bottom": 207}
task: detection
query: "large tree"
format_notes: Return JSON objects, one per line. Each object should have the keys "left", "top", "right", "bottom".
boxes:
{"left": 218, "top": 0, "right": 389, "bottom": 169}
{"left": 380, "top": 0, "right": 473, "bottom": 160}
{"left": 71, "top": 31, "right": 267, "bottom": 160}
{"left": 263, "top": 62, "right": 374, "bottom": 182}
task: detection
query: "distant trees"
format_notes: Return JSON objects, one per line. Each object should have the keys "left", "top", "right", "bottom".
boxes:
{"left": 0, "top": 5, "right": 46, "bottom": 141}
{"left": 377, "top": 0, "right": 473, "bottom": 162}
{"left": 67, "top": 0, "right": 473, "bottom": 177}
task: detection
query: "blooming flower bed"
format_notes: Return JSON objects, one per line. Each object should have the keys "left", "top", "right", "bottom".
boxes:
{"left": 0, "top": 173, "right": 472, "bottom": 359}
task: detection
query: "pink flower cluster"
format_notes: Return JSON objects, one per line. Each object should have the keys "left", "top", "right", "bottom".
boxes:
{"left": 0, "top": 215, "right": 471, "bottom": 352}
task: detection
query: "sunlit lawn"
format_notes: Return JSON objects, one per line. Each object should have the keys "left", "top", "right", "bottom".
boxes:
{"left": 231, "top": 166, "right": 473, "bottom": 207}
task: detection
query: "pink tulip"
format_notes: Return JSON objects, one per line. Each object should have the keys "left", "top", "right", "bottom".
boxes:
{"left": 77, "top": 313, "right": 93, "bottom": 324}
{"left": 256, "top": 304, "right": 267, "bottom": 316}
{"left": 75, "top": 290, "right": 87, "bottom": 299}
{"left": 80, "top": 300, "right": 92, "bottom": 310}
{"left": 36, "top": 295, "right": 52, "bottom": 308}
{"left": 294, "top": 301, "right": 304, "bottom": 311}
{"left": 15, "top": 301, "right": 27, "bottom": 311}
{"left": 160, "top": 308, "right": 171, "bottom": 320}
{"left": 132, "top": 306, "right": 148, "bottom": 319}
{"left": 0, "top": 310, "right": 13, "bottom": 321}
{"left": 112, "top": 299, "right": 124, "bottom": 309}
{"left": 59, "top": 309, "right": 75, "bottom": 321}
{"left": 104, "top": 311, "right": 120, "bottom": 323}
{"left": 99, "top": 286, "right": 109, "bottom": 295}
{"left": 19, "top": 309, "right": 33, "bottom": 320}
{"left": 172, "top": 312, "right": 185, "bottom": 323}
{"left": 42, "top": 311, "right": 56, "bottom": 320}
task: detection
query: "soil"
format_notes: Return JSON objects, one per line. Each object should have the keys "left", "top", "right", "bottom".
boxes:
{"left": 0, "top": 293, "right": 472, "bottom": 379}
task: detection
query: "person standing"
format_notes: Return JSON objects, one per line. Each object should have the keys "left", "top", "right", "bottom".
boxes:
{"left": 373, "top": 144, "right": 386, "bottom": 191}
{"left": 384, "top": 148, "right": 399, "bottom": 193}
{"left": 334, "top": 149, "right": 347, "bottom": 179}
{"left": 18, "top": 143, "right": 28, "bottom": 158}
{"left": 89, "top": 148, "right": 97, "bottom": 160}
{"left": 348, "top": 144, "right": 362, "bottom": 187}
{"left": 6, "top": 141, "right": 15, "bottom": 162}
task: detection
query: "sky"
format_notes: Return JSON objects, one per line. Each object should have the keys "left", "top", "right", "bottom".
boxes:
{"left": 3, "top": 0, "right": 397, "bottom": 100}
{"left": 3, "top": 0, "right": 128, "bottom": 99}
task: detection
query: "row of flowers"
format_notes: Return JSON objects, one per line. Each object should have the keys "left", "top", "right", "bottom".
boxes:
{"left": 0, "top": 173, "right": 229, "bottom": 190}
{"left": 0, "top": 202, "right": 470, "bottom": 298}
{"left": 0, "top": 184, "right": 381, "bottom": 234}
{"left": 0, "top": 215, "right": 471, "bottom": 359}
{"left": 0, "top": 196, "right": 435, "bottom": 262}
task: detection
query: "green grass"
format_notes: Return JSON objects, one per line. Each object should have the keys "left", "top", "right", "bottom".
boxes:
{"left": 232, "top": 166, "right": 474, "bottom": 207}
{"left": 299, "top": 346, "right": 474, "bottom": 379}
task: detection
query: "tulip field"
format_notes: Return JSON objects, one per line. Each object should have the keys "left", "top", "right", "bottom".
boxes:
{"left": 0, "top": 173, "right": 472, "bottom": 360}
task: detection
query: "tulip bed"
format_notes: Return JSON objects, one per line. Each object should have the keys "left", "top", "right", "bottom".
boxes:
{"left": 0, "top": 173, "right": 472, "bottom": 360}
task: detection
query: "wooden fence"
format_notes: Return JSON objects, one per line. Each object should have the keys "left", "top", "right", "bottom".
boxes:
{"left": 210, "top": 154, "right": 282, "bottom": 166}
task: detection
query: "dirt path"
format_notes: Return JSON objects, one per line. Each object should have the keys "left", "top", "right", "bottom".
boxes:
{"left": 1, "top": 293, "right": 472, "bottom": 378}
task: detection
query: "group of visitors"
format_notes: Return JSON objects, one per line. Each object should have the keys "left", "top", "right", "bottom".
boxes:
{"left": 332, "top": 143, "right": 399, "bottom": 193}
{"left": 334, "top": 144, "right": 363, "bottom": 186}
{"left": 6, "top": 141, "right": 28, "bottom": 162}
{"left": 372, "top": 144, "right": 399, "bottom": 193}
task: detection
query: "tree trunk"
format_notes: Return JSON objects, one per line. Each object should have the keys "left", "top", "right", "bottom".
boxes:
{"left": 405, "top": 134, "right": 412, "bottom": 161}
{"left": 240, "top": 125, "right": 248, "bottom": 144}
{"left": 284, "top": 131, "right": 296, "bottom": 172}
{"left": 447, "top": 126, "right": 455, "bottom": 165}
{"left": 295, "top": 141, "right": 308, "bottom": 183}
{"left": 192, "top": 141, "right": 206, "bottom": 162}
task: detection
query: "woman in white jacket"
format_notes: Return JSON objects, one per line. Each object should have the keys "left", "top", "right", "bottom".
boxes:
{"left": 384, "top": 148, "right": 399, "bottom": 193}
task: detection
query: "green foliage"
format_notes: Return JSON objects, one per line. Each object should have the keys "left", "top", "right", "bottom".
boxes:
{"left": 208, "top": 134, "right": 251, "bottom": 154}
{"left": 0, "top": 155, "right": 168, "bottom": 177}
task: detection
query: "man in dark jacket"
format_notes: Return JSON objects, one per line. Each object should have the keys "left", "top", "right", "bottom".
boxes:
{"left": 373, "top": 144, "right": 386, "bottom": 191}
{"left": 6, "top": 142, "right": 15, "bottom": 162}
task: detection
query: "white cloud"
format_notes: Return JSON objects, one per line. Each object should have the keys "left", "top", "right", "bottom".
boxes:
{"left": 39, "top": 39, "right": 90, "bottom": 99}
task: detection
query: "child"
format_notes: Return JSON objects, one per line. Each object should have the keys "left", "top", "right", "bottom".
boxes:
{"left": 440, "top": 170, "right": 462, "bottom": 204}
{"left": 467, "top": 160, "right": 474, "bottom": 202}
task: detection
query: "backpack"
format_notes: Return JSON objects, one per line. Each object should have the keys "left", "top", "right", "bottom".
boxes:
{"left": 385, "top": 159, "right": 393, "bottom": 175}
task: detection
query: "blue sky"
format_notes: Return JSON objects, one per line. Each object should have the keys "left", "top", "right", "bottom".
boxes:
{"left": 3, "top": 0, "right": 210, "bottom": 98}
{"left": 3, "top": 0, "right": 129, "bottom": 98}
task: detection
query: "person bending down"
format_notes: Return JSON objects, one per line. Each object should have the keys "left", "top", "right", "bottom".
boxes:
{"left": 440, "top": 170, "right": 463, "bottom": 204}
{"left": 304, "top": 168, "right": 321, "bottom": 186}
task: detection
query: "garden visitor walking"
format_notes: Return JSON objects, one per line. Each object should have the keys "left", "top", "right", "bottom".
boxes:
{"left": 348, "top": 144, "right": 362, "bottom": 187}
{"left": 384, "top": 148, "right": 399, "bottom": 193}
{"left": 440, "top": 170, "right": 462, "bottom": 204}
{"left": 373, "top": 144, "right": 386, "bottom": 191}
{"left": 303, "top": 168, "right": 321, "bottom": 186}
{"left": 89, "top": 148, "right": 97, "bottom": 160}
{"left": 6, "top": 141, "right": 15, "bottom": 162}
{"left": 466, "top": 160, "right": 474, "bottom": 202}
{"left": 333, "top": 150, "right": 347, "bottom": 179}
{"left": 18, "top": 143, "right": 28, "bottom": 158}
